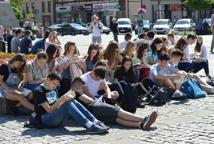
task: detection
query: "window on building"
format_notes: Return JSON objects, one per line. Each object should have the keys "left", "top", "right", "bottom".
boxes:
{"left": 42, "top": 1, "right": 45, "bottom": 13}
{"left": 48, "top": 1, "right": 51, "bottom": 12}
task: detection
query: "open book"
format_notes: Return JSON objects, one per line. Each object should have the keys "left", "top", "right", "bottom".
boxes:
{"left": 14, "top": 88, "right": 32, "bottom": 97}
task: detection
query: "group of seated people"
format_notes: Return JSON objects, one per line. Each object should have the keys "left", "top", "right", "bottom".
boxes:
{"left": 0, "top": 30, "right": 213, "bottom": 134}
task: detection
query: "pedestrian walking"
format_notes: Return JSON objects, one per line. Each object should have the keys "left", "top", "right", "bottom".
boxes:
{"left": 91, "top": 15, "right": 103, "bottom": 44}
{"left": 112, "top": 17, "right": 118, "bottom": 42}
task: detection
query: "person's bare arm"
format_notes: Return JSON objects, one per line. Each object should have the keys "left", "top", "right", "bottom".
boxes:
{"left": 100, "top": 81, "right": 111, "bottom": 98}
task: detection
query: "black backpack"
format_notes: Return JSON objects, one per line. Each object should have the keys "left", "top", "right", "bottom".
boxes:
{"left": 120, "top": 84, "right": 138, "bottom": 113}
{"left": 140, "top": 78, "right": 173, "bottom": 106}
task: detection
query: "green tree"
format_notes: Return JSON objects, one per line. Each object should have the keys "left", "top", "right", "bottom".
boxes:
{"left": 11, "top": 0, "right": 29, "bottom": 6}
{"left": 182, "top": 0, "right": 214, "bottom": 10}
{"left": 10, "top": 0, "right": 29, "bottom": 20}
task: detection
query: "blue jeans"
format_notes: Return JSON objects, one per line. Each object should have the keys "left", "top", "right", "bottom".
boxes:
{"left": 178, "top": 60, "right": 209, "bottom": 75}
{"left": 41, "top": 99, "right": 96, "bottom": 127}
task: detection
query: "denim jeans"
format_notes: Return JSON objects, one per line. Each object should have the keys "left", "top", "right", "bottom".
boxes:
{"left": 41, "top": 99, "right": 96, "bottom": 127}
{"left": 178, "top": 60, "right": 209, "bottom": 75}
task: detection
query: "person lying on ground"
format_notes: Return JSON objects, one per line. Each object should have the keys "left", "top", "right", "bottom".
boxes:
{"left": 70, "top": 77, "right": 158, "bottom": 130}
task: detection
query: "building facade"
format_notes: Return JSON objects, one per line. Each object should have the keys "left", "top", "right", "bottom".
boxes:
{"left": 55, "top": 0, "right": 124, "bottom": 27}
{"left": 126, "top": 0, "right": 187, "bottom": 23}
{"left": 22, "top": 0, "right": 55, "bottom": 28}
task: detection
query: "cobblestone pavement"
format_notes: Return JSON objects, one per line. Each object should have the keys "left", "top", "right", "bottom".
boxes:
{"left": 1, "top": 34, "right": 214, "bottom": 144}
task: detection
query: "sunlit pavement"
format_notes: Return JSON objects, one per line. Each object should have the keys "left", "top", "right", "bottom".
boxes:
{"left": 1, "top": 33, "right": 214, "bottom": 144}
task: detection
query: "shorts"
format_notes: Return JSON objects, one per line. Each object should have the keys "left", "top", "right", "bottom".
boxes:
{"left": 87, "top": 102, "right": 120, "bottom": 124}
{"left": 92, "top": 36, "right": 102, "bottom": 44}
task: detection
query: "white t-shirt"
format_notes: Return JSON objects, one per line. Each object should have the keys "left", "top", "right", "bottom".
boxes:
{"left": 80, "top": 72, "right": 105, "bottom": 98}
{"left": 92, "top": 22, "right": 102, "bottom": 37}
{"left": 119, "top": 40, "right": 128, "bottom": 50}
{"left": 200, "top": 45, "right": 208, "bottom": 60}
{"left": 183, "top": 46, "right": 190, "bottom": 60}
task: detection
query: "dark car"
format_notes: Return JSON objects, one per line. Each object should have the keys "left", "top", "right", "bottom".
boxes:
{"left": 48, "top": 24, "right": 62, "bottom": 32}
{"left": 60, "top": 23, "right": 89, "bottom": 36}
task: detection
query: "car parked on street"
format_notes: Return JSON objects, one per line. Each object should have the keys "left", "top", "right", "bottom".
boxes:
{"left": 48, "top": 24, "right": 62, "bottom": 32}
{"left": 173, "top": 19, "right": 196, "bottom": 33}
{"left": 59, "top": 23, "right": 89, "bottom": 36}
{"left": 135, "top": 20, "right": 152, "bottom": 34}
{"left": 153, "top": 19, "right": 172, "bottom": 34}
{"left": 117, "top": 18, "right": 132, "bottom": 34}
{"left": 86, "top": 23, "right": 110, "bottom": 34}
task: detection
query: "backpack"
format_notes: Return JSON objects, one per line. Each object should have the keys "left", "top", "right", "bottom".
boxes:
{"left": 180, "top": 79, "right": 206, "bottom": 99}
{"left": 120, "top": 84, "right": 138, "bottom": 113}
{"left": 140, "top": 78, "right": 173, "bottom": 106}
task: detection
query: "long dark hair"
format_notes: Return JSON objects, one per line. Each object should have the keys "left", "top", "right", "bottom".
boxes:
{"left": 175, "top": 37, "right": 188, "bottom": 52}
{"left": 121, "top": 56, "right": 134, "bottom": 73}
{"left": 8, "top": 53, "right": 26, "bottom": 78}
{"left": 46, "top": 44, "right": 58, "bottom": 63}
{"left": 194, "top": 37, "right": 203, "bottom": 53}
{"left": 137, "top": 42, "right": 149, "bottom": 60}
{"left": 86, "top": 43, "right": 100, "bottom": 64}
{"left": 150, "top": 37, "right": 163, "bottom": 55}
{"left": 64, "top": 41, "right": 77, "bottom": 56}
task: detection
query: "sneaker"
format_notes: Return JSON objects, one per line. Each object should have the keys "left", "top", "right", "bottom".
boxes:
{"left": 173, "top": 90, "right": 182, "bottom": 97}
{"left": 86, "top": 124, "right": 108, "bottom": 134}
{"left": 96, "top": 121, "right": 110, "bottom": 130}
{"left": 171, "top": 90, "right": 187, "bottom": 100}
{"left": 141, "top": 111, "right": 157, "bottom": 130}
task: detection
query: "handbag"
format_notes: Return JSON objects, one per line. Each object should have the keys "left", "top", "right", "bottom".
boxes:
{"left": 180, "top": 79, "right": 206, "bottom": 99}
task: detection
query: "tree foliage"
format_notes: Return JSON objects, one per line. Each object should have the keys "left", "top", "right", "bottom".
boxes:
{"left": 11, "top": 0, "right": 29, "bottom": 6}
{"left": 10, "top": 0, "right": 29, "bottom": 20}
{"left": 182, "top": 0, "right": 214, "bottom": 10}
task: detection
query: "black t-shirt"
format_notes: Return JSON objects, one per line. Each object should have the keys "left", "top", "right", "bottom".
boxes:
{"left": 0, "top": 64, "right": 18, "bottom": 82}
{"left": 34, "top": 85, "right": 58, "bottom": 117}
{"left": 114, "top": 66, "right": 136, "bottom": 83}
{"left": 34, "top": 85, "right": 83, "bottom": 116}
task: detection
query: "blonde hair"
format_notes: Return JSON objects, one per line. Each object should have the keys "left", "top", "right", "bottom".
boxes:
{"left": 124, "top": 41, "right": 136, "bottom": 57}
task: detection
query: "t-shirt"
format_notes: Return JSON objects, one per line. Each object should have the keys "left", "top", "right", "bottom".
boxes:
{"left": 114, "top": 66, "right": 136, "bottom": 83}
{"left": 34, "top": 85, "right": 58, "bottom": 117}
{"left": 146, "top": 50, "right": 158, "bottom": 64}
{"left": 150, "top": 63, "right": 177, "bottom": 84}
{"left": 0, "top": 64, "right": 17, "bottom": 82}
{"left": 31, "top": 39, "right": 45, "bottom": 54}
{"left": 92, "top": 22, "right": 102, "bottom": 37}
{"left": 26, "top": 60, "right": 49, "bottom": 81}
{"left": 34, "top": 86, "right": 82, "bottom": 117}
{"left": 119, "top": 40, "right": 128, "bottom": 50}
{"left": 11, "top": 36, "right": 20, "bottom": 53}
{"left": 85, "top": 59, "right": 94, "bottom": 71}
{"left": 20, "top": 36, "right": 32, "bottom": 54}
{"left": 200, "top": 45, "right": 208, "bottom": 60}
{"left": 184, "top": 46, "right": 190, "bottom": 60}
{"left": 80, "top": 72, "right": 105, "bottom": 98}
